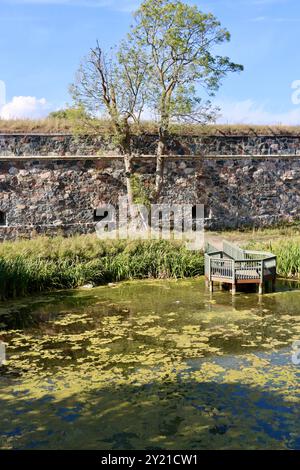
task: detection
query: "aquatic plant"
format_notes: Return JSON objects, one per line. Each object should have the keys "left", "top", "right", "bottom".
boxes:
{"left": 0, "top": 236, "right": 204, "bottom": 300}
{"left": 1, "top": 279, "right": 299, "bottom": 449}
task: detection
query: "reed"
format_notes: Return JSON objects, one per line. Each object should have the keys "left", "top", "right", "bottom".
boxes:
{"left": 247, "top": 238, "right": 300, "bottom": 278}
{"left": 0, "top": 236, "right": 204, "bottom": 300}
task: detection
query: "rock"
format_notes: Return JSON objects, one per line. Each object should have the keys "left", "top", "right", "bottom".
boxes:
{"left": 1, "top": 133, "right": 300, "bottom": 239}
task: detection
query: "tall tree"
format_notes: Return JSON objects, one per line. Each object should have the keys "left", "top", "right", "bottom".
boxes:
{"left": 70, "top": 41, "right": 148, "bottom": 219}
{"left": 128, "top": 0, "right": 243, "bottom": 194}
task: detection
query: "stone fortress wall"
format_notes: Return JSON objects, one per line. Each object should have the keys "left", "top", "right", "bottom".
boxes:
{"left": 0, "top": 133, "right": 300, "bottom": 240}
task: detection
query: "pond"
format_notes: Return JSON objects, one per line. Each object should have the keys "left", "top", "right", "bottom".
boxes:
{"left": 0, "top": 278, "right": 300, "bottom": 450}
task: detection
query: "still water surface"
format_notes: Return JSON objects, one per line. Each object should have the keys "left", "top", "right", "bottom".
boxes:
{"left": 0, "top": 278, "right": 299, "bottom": 449}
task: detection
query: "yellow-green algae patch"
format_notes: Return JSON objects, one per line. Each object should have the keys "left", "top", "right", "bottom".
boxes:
{"left": 0, "top": 278, "right": 300, "bottom": 450}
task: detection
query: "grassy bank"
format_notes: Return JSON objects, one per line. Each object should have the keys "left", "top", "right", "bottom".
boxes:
{"left": 211, "top": 225, "right": 300, "bottom": 278}
{"left": 207, "top": 222, "right": 300, "bottom": 279}
{"left": 210, "top": 222, "right": 300, "bottom": 279}
{"left": 1, "top": 228, "right": 300, "bottom": 301}
{"left": 0, "top": 236, "right": 204, "bottom": 300}
{"left": 2, "top": 118, "right": 300, "bottom": 136}
{"left": 246, "top": 238, "right": 300, "bottom": 279}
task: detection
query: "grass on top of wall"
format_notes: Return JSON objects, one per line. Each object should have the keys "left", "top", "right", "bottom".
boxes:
{"left": 2, "top": 118, "right": 300, "bottom": 136}
{"left": 0, "top": 235, "right": 204, "bottom": 300}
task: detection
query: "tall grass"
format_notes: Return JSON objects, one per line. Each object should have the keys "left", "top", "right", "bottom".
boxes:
{"left": 0, "top": 235, "right": 204, "bottom": 300}
{"left": 247, "top": 238, "right": 300, "bottom": 278}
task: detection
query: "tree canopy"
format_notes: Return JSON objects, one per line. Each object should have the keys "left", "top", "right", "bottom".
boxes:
{"left": 129, "top": 0, "right": 243, "bottom": 132}
{"left": 71, "top": 0, "right": 243, "bottom": 197}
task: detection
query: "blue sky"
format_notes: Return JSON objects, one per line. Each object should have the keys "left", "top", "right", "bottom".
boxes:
{"left": 0, "top": 0, "right": 300, "bottom": 124}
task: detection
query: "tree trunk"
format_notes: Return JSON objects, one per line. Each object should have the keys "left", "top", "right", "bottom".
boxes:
{"left": 115, "top": 120, "right": 138, "bottom": 223}
{"left": 123, "top": 153, "right": 136, "bottom": 221}
{"left": 155, "top": 127, "right": 167, "bottom": 196}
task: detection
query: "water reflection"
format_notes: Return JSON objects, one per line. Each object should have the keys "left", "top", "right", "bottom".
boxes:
{"left": 0, "top": 278, "right": 299, "bottom": 449}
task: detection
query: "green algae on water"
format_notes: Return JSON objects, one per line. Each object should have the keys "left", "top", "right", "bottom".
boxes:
{"left": 0, "top": 278, "right": 299, "bottom": 450}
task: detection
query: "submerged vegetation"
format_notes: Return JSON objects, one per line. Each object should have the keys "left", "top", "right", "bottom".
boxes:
{"left": 0, "top": 236, "right": 204, "bottom": 300}
{"left": 1, "top": 279, "right": 300, "bottom": 449}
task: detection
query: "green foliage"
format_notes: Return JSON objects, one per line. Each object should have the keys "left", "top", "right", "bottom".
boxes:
{"left": 0, "top": 236, "right": 204, "bottom": 300}
{"left": 48, "top": 106, "right": 93, "bottom": 135}
{"left": 128, "top": 0, "right": 243, "bottom": 130}
{"left": 70, "top": 0, "right": 243, "bottom": 150}
{"left": 70, "top": 42, "right": 148, "bottom": 153}
{"left": 248, "top": 239, "right": 300, "bottom": 278}
{"left": 130, "top": 174, "right": 151, "bottom": 207}
{"left": 48, "top": 105, "right": 90, "bottom": 121}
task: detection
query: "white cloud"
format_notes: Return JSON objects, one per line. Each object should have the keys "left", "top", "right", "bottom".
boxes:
{"left": 0, "top": 96, "right": 51, "bottom": 119}
{"left": 217, "top": 99, "right": 300, "bottom": 125}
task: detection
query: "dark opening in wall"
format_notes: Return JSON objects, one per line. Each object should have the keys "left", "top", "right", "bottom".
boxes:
{"left": 94, "top": 209, "right": 109, "bottom": 222}
{"left": 0, "top": 211, "right": 7, "bottom": 226}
